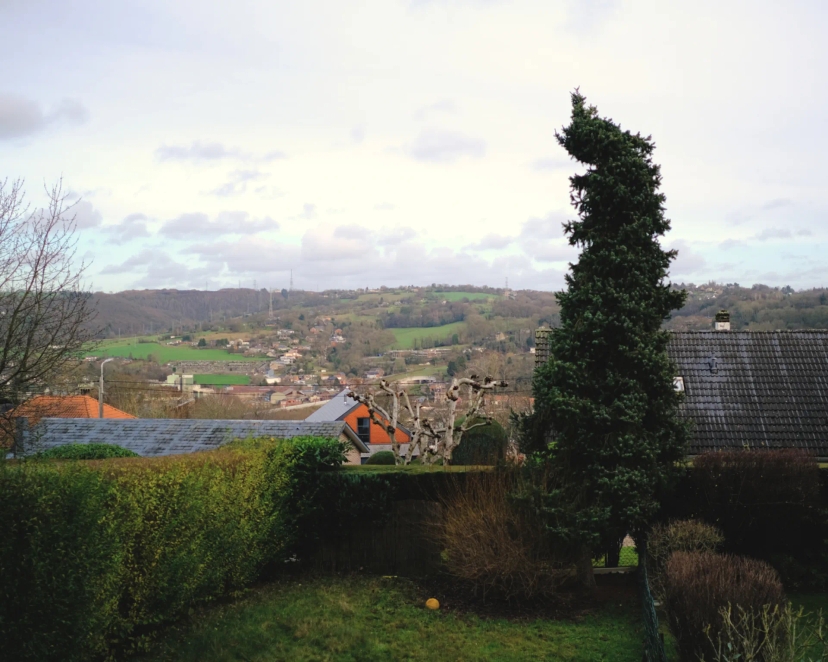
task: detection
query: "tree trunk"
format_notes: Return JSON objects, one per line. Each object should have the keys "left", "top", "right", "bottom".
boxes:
{"left": 576, "top": 544, "right": 596, "bottom": 589}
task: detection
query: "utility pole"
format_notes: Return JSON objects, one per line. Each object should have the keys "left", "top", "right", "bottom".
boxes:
{"left": 99, "top": 358, "right": 114, "bottom": 418}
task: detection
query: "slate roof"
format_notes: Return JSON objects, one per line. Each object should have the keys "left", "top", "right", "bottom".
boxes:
{"left": 16, "top": 418, "right": 368, "bottom": 457}
{"left": 667, "top": 331, "right": 828, "bottom": 457}
{"left": 305, "top": 389, "right": 359, "bottom": 422}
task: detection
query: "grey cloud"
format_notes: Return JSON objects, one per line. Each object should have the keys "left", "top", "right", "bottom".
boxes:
{"left": 405, "top": 129, "right": 486, "bottom": 163}
{"left": 720, "top": 238, "right": 746, "bottom": 250}
{"left": 518, "top": 213, "right": 576, "bottom": 263}
{"left": 104, "top": 213, "right": 151, "bottom": 244}
{"left": 761, "top": 198, "right": 793, "bottom": 211}
{"left": 186, "top": 238, "right": 300, "bottom": 274}
{"left": 100, "top": 249, "right": 164, "bottom": 275}
{"left": 351, "top": 126, "right": 365, "bottom": 143}
{"left": 669, "top": 240, "right": 707, "bottom": 275}
{"left": 754, "top": 227, "right": 793, "bottom": 241}
{"left": 156, "top": 141, "right": 239, "bottom": 162}
{"left": 531, "top": 156, "right": 571, "bottom": 172}
{"left": 297, "top": 203, "right": 317, "bottom": 220}
{"left": 374, "top": 202, "right": 396, "bottom": 211}
{"left": 413, "top": 100, "right": 456, "bottom": 121}
{"left": 466, "top": 233, "right": 514, "bottom": 250}
{"left": 100, "top": 249, "right": 215, "bottom": 288}
{"left": 160, "top": 211, "right": 278, "bottom": 238}
{"left": 207, "top": 169, "right": 268, "bottom": 197}
{"left": 72, "top": 200, "right": 103, "bottom": 229}
{"left": 377, "top": 227, "right": 417, "bottom": 245}
{"left": 0, "top": 94, "right": 89, "bottom": 140}
{"left": 156, "top": 141, "right": 286, "bottom": 163}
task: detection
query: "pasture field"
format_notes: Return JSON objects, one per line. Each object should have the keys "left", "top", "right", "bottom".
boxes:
{"left": 439, "top": 291, "right": 494, "bottom": 302}
{"left": 87, "top": 339, "right": 263, "bottom": 363}
{"left": 193, "top": 374, "right": 252, "bottom": 385}
{"left": 390, "top": 321, "right": 467, "bottom": 349}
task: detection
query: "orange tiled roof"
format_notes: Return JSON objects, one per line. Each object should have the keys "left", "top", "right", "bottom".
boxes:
{"left": 10, "top": 395, "right": 136, "bottom": 424}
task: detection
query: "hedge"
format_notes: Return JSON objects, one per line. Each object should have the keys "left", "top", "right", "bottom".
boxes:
{"left": 36, "top": 443, "right": 139, "bottom": 460}
{"left": 0, "top": 436, "right": 347, "bottom": 661}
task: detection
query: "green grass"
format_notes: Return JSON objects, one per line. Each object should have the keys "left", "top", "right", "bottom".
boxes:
{"left": 193, "top": 374, "right": 251, "bottom": 385}
{"left": 140, "top": 576, "right": 644, "bottom": 662}
{"left": 86, "top": 339, "right": 263, "bottom": 363}
{"left": 593, "top": 548, "right": 639, "bottom": 568}
{"left": 390, "top": 322, "right": 467, "bottom": 349}
{"left": 439, "top": 291, "right": 494, "bottom": 302}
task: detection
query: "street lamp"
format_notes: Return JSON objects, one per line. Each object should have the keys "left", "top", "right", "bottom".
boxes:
{"left": 99, "top": 358, "right": 114, "bottom": 418}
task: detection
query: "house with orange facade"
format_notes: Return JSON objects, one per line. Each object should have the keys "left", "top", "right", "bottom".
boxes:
{"left": 305, "top": 389, "right": 411, "bottom": 462}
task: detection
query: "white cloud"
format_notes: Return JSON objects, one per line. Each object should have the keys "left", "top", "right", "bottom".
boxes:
{"left": 403, "top": 129, "right": 486, "bottom": 163}
{"left": 159, "top": 211, "right": 279, "bottom": 238}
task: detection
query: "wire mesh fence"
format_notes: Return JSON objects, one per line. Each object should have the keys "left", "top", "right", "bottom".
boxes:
{"left": 639, "top": 540, "right": 668, "bottom": 662}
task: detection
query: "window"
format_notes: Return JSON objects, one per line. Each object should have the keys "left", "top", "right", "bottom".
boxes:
{"left": 674, "top": 376, "right": 685, "bottom": 393}
{"left": 356, "top": 417, "right": 370, "bottom": 444}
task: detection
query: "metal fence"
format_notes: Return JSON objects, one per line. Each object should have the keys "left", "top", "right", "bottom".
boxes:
{"left": 639, "top": 541, "right": 668, "bottom": 662}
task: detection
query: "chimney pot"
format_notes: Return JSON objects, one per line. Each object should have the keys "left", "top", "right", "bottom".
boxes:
{"left": 714, "top": 309, "right": 731, "bottom": 331}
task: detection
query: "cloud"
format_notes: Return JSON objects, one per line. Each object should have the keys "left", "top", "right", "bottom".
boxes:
{"left": 99, "top": 249, "right": 215, "bottom": 288}
{"left": 159, "top": 211, "right": 278, "bottom": 238}
{"left": 186, "top": 237, "right": 300, "bottom": 274}
{"left": 516, "top": 213, "right": 577, "bottom": 262}
{"left": 71, "top": 200, "right": 103, "bottom": 229}
{"left": 531, "top": 156, "right": 571, "bottom": 172}
{"left": 754, "top": 227, "right": 793, "bottom": 241}
{"left": 351, "top": 125, "right": 365, "bottom": 143}
{"left": 104, "top": 213, "right": 151, "bottom": 244}
{"left": 297, "top": 203, "right": 317, "bottom": 220}
{"left": 377, "top": 227, "right": 417, "bottom": 245}
{"left": 404, "top": 129, "right": 486, "bottom": 163}
{"left": 669, "top": 240, "right": 707, "bottom": 275}
{"left": 207, "top": 169, "right": 268, "bottom": 197}
{"left": 466, "top": 233, "right": 514, "bottom": 250}
{"left": 761, "top": 198, "right": 793, "bottom": 211}
{"left": 720, "top": 238, "right": 746, "bottom": 251}
{"left": 374, "top": 202, "right": 395, "bottom": 211}
{"left": 155, "top": 142, "right": 286, "bottom": 163}
{"left": 414, "top": 99, "right": 456, "bottom": 121}
{"left": 0, "top": 95, "right": 89, "bottom": 140}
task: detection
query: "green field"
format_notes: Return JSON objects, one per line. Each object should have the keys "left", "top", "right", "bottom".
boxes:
{"left": 87, "top": 339, "right": 263, "bottom": 363}
{"left": 140, "top": 576, "right": 644, "bottom": 662}
{"left": 193, "top": 374, "right": 251, "bottom": 385}
{"left": 439, "top": 291, "right": 494, "bottom": 302}
{"left": 390, "top": 321, "right": 467, "bottom": 349}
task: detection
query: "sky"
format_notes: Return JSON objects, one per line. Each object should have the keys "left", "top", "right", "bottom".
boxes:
{"left": 1, "top": 0, "right": 827, "bottom": 293}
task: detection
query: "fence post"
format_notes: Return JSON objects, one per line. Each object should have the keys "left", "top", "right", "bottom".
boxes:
{"left": 638, "top": 539, "right": 668, "bottom": 662}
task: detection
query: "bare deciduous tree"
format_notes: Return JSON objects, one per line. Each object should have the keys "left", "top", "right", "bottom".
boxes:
{"left": 348, "top": 375, "right": 507, "bottom": 465}
{"left": 0, "top": 178, "right": 97, "bottom": 450}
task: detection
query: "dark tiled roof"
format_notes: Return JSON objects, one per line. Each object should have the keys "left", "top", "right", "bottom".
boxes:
{"left": 305, "top": 389, "right": 359, "bottom": 422}
{"left": 667, "top": 331, "right": 828, "bottom": 456}
{"left": 16, "top": 418, "right": 368, "bottom": 457}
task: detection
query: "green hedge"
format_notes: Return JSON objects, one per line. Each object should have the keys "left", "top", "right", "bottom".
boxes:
{"left": 0, "top": 436, "right": 347, "bottom": 661}
{"left": 37, "top": 443, "right": 139, "bottom": 460}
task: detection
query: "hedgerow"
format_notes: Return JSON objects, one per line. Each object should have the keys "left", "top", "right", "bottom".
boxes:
{"left": 36, "top": 443, "right": 139, "bottom": 459}
{"left": 0, "top": 436, "right": 347, "bottom": 661}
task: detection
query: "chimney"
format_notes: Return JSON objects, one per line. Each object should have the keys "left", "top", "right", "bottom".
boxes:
{"left": 714, "top": 309, "right": 731, "bottom": 331}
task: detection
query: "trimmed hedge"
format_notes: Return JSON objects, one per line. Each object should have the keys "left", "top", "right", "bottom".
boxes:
{"left": 660, "top": 451, "right": 828, "bottom": 589}
{"left": 37, "top": 443, "right": 139, "bottom": 460}
{"left": 365, "top": 450, "right": 396, "bottom": 465}
{"left": 0, "top": 436, "right": 347, "bottom": 661}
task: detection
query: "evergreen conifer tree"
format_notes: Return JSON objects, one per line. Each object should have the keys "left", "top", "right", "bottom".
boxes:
{"left": 531, "top": 92, "right": 688, "bottom": 561}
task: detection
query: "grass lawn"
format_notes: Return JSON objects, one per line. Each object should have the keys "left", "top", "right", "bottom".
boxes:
{"left": 140, "top": 576, "right": 644, "bottom": 662}
{"left": 390, "top": 322, "right": 467, "bottom": 349}
{"left": 87, "top": 339, "right": 263, "bottom": 363}
{"left": 193, "top": 374, "right": 251, "bottom": 385}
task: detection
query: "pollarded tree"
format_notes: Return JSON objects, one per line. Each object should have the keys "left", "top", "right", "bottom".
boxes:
{"left": 530, "top": 92, "right": 688, "bottom": 572}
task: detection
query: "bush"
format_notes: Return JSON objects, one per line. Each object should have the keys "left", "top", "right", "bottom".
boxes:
{"left": 664, "top": 551, "right": 786, "bottom": 662}
{"left": 0, "top": 436, "right": 346, "bottom": 661}
{"left": 648, "top": 519, "right": 724, "bottom": 598}
{"left": 365, "top": 451, "right": 396, "bottom": 465}
{"left": 452, "top": 419, "right": 508, "bottom": 466}
{"left": 435, "top": 469, "right": 576, "bottom": 602}
{"left": 37, "top": 443, "right": 139, "bottom": 460}
{"left": 705, "top": 602, "right": 828, "bottom": 662}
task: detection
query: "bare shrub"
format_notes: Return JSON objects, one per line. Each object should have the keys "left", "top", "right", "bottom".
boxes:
{"left": 704, "top": 602, "right": 828, "bottom": 662}
{"left": 648, "top": 519, "right": 724, "bottom": 598}
{"left": 434, "top": 470, "right": 577, "bottom": 602}
{"left": 664, "top": 551, "right": 785, "bottom": 661}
